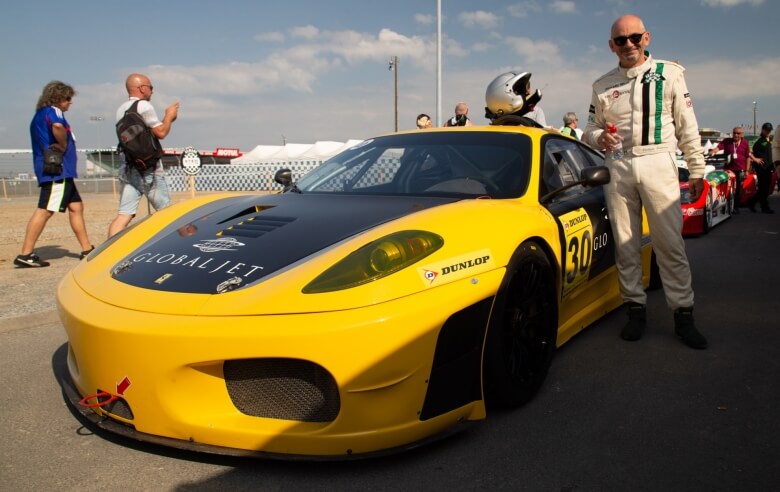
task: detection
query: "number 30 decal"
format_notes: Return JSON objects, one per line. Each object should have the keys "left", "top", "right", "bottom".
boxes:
{"left": 558, "top": 208, "right": 594, "bottom": 297}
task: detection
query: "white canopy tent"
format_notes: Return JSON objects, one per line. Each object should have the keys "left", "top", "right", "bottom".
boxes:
{"left": 231, "top": 140, "right": 363, "bottom": 165}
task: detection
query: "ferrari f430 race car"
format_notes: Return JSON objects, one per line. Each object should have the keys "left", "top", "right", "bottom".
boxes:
{"left": 679, "top": 164, "right": 735, "bottom": 236}
{"left": 58, "top": 126, "right": 656, "bottom": 459}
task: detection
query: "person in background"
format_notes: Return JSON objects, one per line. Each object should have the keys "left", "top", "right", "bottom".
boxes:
{"left": 108, "top": 73, "right": 179, "bottom": 237}
{"left": 444, "top": 102, "right": 474, "bottom": 127}
{"left": 522, "top": 78, "right": 547, "bottom": 127}
{"left": 416, "top": 113, "right": 433, "bottom": 129}
{"left": 708, "top": 126, "right": 751, "bottom": 212}
{"left": 15, "top": 81, "right": 94, "bottom": 268}
{"left": 583, "top": 14, "right": 707, "bottom": 349}
{"left": 747, "top": 122, "right": 774, "bottom": 213}
{"left": 559, "top": 112, "right": 582, "bottom": 140}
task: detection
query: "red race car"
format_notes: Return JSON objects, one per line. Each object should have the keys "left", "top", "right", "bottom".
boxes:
{"left": 705, "top": 153, "right": 776, "bottom": 208}
{"left": 679, "top": 163, "right": 735, "bottom": 236}
{"left": 738, "top": 169, "right": 777, "bottom": 207}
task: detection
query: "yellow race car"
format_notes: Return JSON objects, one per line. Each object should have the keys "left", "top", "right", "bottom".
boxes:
{"left": 58, "top": 124, "right": 656, "bottom": 459}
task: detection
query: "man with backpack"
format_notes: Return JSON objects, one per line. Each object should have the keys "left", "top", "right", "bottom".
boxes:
{"left": 108, "top": 73, "right": 179, "bottom": 237}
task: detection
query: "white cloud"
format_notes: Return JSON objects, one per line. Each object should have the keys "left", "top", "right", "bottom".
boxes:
{"left": 444, "top": 38, "right": 469, "bottom": 58}
{"left": 414, "top": 13, "right": 434, "bottom": 25}
{"left": 505, "top": 36, "right": 562, "bottom": 65}
{"left": 684, "top": 57, "right": 780, "bottom": 99}
{"left": 125, "top": 28, "right": 436, "bottom": 104}
{"left": 458, "top": 11, "right": 500, "bottom": 29}
{"left": 290, "top": 25, "right": 319, "bottom": 39}
{"left": 550, "top": 0, "right": 577, "bottom": 13}
{"left": 507, "top": 1, "right": 543, "bottom": 18}
{"left": 700, "top": 0, "right": 764, "bottom": 6}
{"left": 318, "top": 28, "right": 433, "bottom": 65}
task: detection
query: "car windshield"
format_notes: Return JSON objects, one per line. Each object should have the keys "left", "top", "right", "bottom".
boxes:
{"left": 295, "top": 131, "right": 532, "bottom": 199}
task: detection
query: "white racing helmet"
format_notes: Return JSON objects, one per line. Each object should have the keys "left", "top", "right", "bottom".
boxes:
{"left": 484, "top": 71, "right": 542, "bottom": 120}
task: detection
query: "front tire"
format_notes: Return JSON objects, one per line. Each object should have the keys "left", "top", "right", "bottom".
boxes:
{"left": 483, "top": 241, "right": 557, "bottom": 409}
{"left": 727, "top": 185, "right": 735, "bottom": 215}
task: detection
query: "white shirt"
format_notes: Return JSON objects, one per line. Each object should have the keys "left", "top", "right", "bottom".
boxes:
{"left": 116, "top": 97, "right": 162, "bottom": 129}
{"left": 525, "top": 106, "right": 547, "bottom": 127}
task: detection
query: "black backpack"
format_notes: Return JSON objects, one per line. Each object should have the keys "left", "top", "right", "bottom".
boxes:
{"left": 116, "top": 100, "right": 163, "bottom": 172}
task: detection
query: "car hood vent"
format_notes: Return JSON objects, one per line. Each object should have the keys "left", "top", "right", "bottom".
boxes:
{"left": 219, "top": 215, "right": 297, "bottom": 239}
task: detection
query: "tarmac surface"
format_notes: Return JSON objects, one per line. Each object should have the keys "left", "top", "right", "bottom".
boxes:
{"left": 1, "top": 192, "right": 779, "bottom": 491}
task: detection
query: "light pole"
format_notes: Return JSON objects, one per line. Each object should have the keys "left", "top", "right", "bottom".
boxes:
{"left": 89, "top": 115, "right": 105, "bottom": 177}
{"left": 389, "top": 56, "right": 399, "bottom": 132}
{"left": 436, "top": 0, "right": 442, "bottom": 127}
{"left": 752, "top": 101, "right": 757, "bottom": 136}
{"left": 89, "top": 115, "right": 104, "bottom": 147}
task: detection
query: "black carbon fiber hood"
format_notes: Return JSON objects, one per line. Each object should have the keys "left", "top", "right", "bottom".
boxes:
{"left": 110, "top": 193, "right": 456, "bottom": 294}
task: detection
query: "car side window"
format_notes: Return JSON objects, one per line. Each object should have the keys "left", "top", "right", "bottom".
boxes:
{"left": 541, "top": 137, "right": 604, "bottom": 201}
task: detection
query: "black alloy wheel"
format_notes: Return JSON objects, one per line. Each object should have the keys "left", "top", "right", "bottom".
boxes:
{"left": 483, "top": 241, "right": 557, "bottom": 409}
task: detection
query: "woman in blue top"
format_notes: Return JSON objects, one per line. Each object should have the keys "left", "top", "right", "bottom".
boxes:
{"left": 15, "top": 81, "right": 94, "bottom": 268}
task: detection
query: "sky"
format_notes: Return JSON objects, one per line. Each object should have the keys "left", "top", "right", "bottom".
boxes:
{"left": 0, "top": 0, "right": 778, "bottom": 153}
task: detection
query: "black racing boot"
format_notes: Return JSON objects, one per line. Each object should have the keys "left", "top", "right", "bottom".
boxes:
{"left": 674, "top": 307, "right": 708, "bottom": 349}
{"left": 621, "top": 302, "right": 646, "bottom": 341}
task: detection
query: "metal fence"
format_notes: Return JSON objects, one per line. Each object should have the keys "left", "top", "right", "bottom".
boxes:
{"left": 0, "top": 162, "right": 326, "bottom": 200}
{"left": 0, "top": 151, "right": 330, "bottom": 199}
{"left": 1, "top": 177, "right": 118, "bottom": 199}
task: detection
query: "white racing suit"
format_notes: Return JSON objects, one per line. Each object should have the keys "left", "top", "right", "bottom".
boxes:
{"left": 583, "top": 53, "right": 705, "bottom": 310}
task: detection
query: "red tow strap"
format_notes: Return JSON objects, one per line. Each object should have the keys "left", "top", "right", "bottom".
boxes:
{"left": 79, "top": 391, "right": 119, "bottom": 408}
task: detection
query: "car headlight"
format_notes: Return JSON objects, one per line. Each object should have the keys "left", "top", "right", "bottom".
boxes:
{"left": 303, "top": 230, "right": 444, "bottom": 293}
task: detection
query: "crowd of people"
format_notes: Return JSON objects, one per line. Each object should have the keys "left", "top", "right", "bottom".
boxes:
{"left": 14, "top": 15, "right": 779, "bottom": 352}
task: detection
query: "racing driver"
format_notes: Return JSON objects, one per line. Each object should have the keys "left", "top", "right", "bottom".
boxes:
{"left": 582, "top": 14, "right": 708, "bottom": 349}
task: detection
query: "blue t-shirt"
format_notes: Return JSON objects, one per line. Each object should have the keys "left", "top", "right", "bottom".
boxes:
{"left": 29, "top": 106, "right": 78, "bottom": 183}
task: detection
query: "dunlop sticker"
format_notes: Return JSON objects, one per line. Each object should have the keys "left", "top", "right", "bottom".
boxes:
{"left": 418, "top": 249, "right": 494, "bottom": 287}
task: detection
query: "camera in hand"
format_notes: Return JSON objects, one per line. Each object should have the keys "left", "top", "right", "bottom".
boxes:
{"left": 449, "top": 114, "right": 468, "bottom": 126}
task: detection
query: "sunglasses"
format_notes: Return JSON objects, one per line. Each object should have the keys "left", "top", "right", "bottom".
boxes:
{"left": 138, "top": 84, "right": 154, "bottom": 91}
{"left": 612, "top": 32, "right": 645, "bottom": 47}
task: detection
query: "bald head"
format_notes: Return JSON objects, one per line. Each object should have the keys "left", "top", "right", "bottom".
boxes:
{"left": 608, "top": 14, "right": 650, "bottom": 68}
{"left": 611, "top": 15, "right": 645, "bottom": 38}
{"left": 125, "top": 73, "right": 154, "bottom": 100}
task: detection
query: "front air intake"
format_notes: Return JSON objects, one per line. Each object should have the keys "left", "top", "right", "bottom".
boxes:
{"left": 224, "top": 358, "right": 340, "bottom": 422}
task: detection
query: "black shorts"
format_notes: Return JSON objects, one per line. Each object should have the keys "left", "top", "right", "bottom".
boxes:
{"left": 37, "top": 179, "right": 82, "bottom": 213}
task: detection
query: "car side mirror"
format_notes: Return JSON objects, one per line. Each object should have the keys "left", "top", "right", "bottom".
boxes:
{"left": 580, "top": 166, "right": 610, "bottom": 187}
{"left": 540, "top": 165, "right": 610, "bottom": 204}
{"left": 274, "top": 168, "right": 292, "bottom": 188}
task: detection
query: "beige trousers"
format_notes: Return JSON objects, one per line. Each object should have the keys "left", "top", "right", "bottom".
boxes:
{"left": 604, "top": 151, "right": 694, "bottom": 310}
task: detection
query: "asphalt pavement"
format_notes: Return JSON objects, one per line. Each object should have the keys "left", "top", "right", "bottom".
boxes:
{"left": 1, "top": 195, "right": 778, "bottom": 491}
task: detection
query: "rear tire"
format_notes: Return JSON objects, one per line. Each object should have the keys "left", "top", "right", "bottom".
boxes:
{"left": 703, "top": 193, "right": 713, "bottom": 234}
{"left": 727, "top": 186, "right": 735, "bottom": 215}
{"left": 483, "top": 241, "right": 557, "bottom": 409}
